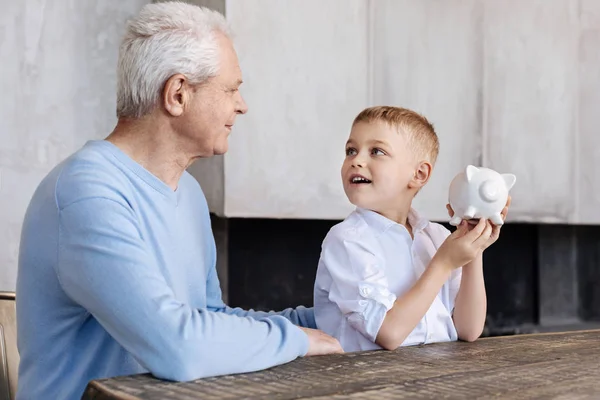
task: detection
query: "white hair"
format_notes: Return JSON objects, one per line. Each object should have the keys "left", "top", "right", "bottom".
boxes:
{"left": 116, "top": 1, "right": 231, "bottom": 118}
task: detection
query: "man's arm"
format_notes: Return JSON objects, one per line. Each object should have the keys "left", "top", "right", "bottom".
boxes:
{"left": 452, "top": 254, "right": 487, "bottom": 342}
{"left": 57, "top": 197, "right": 309, "bottom": 382}
{"left": 206, "top": 267, "right": 316, "bottom": 328}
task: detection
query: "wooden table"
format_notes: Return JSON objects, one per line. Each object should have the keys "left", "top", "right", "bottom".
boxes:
{"left": 83, "top": 330, "right": 600, "bottom": 399}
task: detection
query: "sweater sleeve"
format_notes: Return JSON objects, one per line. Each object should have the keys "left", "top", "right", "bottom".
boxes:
{"left": 56, "top": 197, "right": 308, "bottom": 382}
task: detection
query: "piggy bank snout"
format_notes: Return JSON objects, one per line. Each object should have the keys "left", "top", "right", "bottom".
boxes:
{"left": 479, "top": 180, "right": 502, "bottom": 203}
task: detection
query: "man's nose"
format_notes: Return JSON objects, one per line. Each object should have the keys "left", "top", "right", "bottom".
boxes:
{"left": 236, "top": 92, "right": 248, "bottom": 115}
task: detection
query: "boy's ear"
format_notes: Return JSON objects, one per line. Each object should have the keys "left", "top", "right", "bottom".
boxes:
{"left": 409, "top": 161, "right": 433, "bottom": 189}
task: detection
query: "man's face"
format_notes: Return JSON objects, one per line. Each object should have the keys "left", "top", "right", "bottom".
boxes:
{"left": 181, "top": 33, "right": 248, "bottom": 156}
{"left": 341, "top": 121, "right": 417, "bottom": 212}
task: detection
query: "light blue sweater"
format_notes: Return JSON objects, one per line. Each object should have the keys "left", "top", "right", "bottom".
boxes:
{"left": 16, "top": 140, "right": 312, "bottom": 400}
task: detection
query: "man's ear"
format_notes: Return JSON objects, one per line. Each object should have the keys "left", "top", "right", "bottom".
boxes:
{"left": 162, "top": 74, "right": 188, "bottom": 117}
{"left": 409, "top": 161, "right": 433, "bottom": 189}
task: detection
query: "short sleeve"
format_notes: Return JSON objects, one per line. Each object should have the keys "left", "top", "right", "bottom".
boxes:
{"left": 320, "top": 229, "right": 396, "bottom": 342}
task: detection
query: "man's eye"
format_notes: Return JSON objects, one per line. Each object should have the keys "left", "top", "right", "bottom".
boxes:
{"left": 345, "top": 148, "right": 357, "bottom": 156}
{"left": 372, "top": 148, "right": 385, "bottom": 156}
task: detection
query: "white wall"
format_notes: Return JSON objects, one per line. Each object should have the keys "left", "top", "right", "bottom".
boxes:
{"left": 483, "top": 1, "right": 579, "bottom": 223}
{"left": 370, "top": 0, "right": 483, "bottom": 222}
{"left": 222, "top": 0, "right": 368, "bottom": 219}
{"left": 191, "top": 0, "right": 600, "bottom": 224}
{"left": 579, "top": 0, "right": 600, "bottom": 223}
{"left": 3, "top": 0, "right": 600, "bottom": 290}
{"left": 0, "top": 1, "right": 148, "bottom": 291}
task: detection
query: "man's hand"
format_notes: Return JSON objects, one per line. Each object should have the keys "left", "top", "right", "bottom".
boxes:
{"left": 446, "top": 195, "right": 511, "bottom": 250}
{"left": 299, "top": 327, "right": 344, "bottom": 356}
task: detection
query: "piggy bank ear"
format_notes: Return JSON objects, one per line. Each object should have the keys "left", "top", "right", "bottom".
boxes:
{"left": 502, "top": 174, "right": 516, "bottom": 190}
{"left": 466, "top": 165, "right": 479, "bottom": 181}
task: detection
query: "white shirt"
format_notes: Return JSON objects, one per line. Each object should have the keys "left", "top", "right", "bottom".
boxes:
{"left": 314, "top": 207, "right": 462, "bottom": 352}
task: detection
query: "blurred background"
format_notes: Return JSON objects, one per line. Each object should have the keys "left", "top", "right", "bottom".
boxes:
{"left": 1, "top": 0, "right": 599, "bottom": 336}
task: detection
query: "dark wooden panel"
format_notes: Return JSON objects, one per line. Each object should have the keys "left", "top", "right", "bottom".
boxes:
{"left": 577, "top": 225, "right": 600, "bottom": 321}
{"left": 429, "top": 223, "right": 538, "bottom": 334}
{"left": 227, "top": 218, "right": 539, "bottom": 335}
{"left": 538, "top": 225, "right": 579, "bottom": 326}
{"left": 227, "top": 217, "right": 337, "bottom": 311}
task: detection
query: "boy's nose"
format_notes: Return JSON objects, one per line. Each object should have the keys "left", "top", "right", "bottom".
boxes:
{"left": 352, "top": 156, "right": 366, "bottom": 168}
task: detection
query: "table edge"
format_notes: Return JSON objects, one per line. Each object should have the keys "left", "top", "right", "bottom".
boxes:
{"left": 478, "top": 328, "right": 600, "bottom": 341}
{"left": 84, "top": 380, "right": 142, "bottom": 400}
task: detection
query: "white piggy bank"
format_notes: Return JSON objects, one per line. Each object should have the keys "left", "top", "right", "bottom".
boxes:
{"left": 448, "top": 165, "right": 516, "bottom": 226}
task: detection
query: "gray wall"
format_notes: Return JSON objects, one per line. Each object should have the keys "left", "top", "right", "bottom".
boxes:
{"left": 209, "top": 0, "right": 600, "bottom": 223}
{"left": 2, "top": 0, "right": 600, "bottom": 291}
{"left": 0, "top": 1, "right": 148, "bottom": 290}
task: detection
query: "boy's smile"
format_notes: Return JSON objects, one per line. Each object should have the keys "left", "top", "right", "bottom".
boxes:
{"left": 349, "top": 173, "right": 372, "bottom": 185}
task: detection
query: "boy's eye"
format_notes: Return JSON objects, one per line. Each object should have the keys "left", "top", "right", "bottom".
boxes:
{"left": 345, "top": 148, "right": 357, "bottom": 156}
{"left": 371, "top": 148, "right": 385, "bottom": 156}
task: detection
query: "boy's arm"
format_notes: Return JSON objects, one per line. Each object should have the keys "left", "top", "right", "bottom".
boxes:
{"left": 378, "top": 219, "right": 492, "bottom": 350}
{"left": 323, "top": 219, "right": 489, "bottom": 350}
{"left": 451, "top": 253, "right": 487, "bottom": 342}
{"left": 206, "top": 267, "right": 316, "bottom": 328}
{"left": 445, "top": 195, "right": 509, "bottom": 342}
{"left": 376, "top": 257, "right": 453, "bottom": 350}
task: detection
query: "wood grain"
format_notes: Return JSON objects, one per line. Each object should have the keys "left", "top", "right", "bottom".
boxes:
{"left": 83, "top": 330, "right": 600, "bottom": 399}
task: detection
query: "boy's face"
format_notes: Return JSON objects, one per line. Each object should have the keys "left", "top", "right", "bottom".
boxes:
{"left": 342, "top": 121, "right": 419, "bottom": 212}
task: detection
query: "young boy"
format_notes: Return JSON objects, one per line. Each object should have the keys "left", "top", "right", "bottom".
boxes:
{"left": 313, "top": 106, "right": 509, "bottom": 352}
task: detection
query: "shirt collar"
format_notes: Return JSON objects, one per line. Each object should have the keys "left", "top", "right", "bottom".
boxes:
{"left": 408, "top": 208, "right": 430, "bottom": 232}
{"left": 355, "top": 207, "right": 430, "bottom": 235}
{"left": 355, "top": 208, "right": 396, "bottom": 234}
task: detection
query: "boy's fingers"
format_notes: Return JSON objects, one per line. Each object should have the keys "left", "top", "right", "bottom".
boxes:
{"left": 451, "top": 220, "right": 468, "bottom": 238}
{"left": 501, "top": 196, "right": 512, "bottom": 220}
{"left": 492, "top": 224, "right": 501, "bottom": 238}
{"left": 473, "top": 221, "right": 494, "bottom": 247}
{"left": 464, "top": 218, "right": 486, "bottom": 241}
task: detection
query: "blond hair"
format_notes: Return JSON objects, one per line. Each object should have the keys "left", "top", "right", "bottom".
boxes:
{"left": 353, "top": 106, "right": 439, "bottom": 165}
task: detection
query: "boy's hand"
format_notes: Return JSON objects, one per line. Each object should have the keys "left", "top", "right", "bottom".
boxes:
{"left": 299, "top": 327, "right": 344, "bottom": 356}
{"left": 446, "top": 195, "right": 511, "bottom": 250}
{"left": 434, "top": 218, "right": 493, "bottom": 270}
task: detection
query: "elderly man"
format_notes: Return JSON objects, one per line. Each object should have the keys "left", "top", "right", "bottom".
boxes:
{"left": 16, "top": 2, "right": 342, "bottom": 399}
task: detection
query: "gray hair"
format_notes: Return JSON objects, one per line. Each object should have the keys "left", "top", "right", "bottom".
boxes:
{"left": 116, "top": 1, "right": 231, "bottom": 118}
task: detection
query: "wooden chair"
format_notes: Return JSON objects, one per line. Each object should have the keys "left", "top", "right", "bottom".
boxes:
{"left": 0, "top": 292, "right": 18, "bottom": 400}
